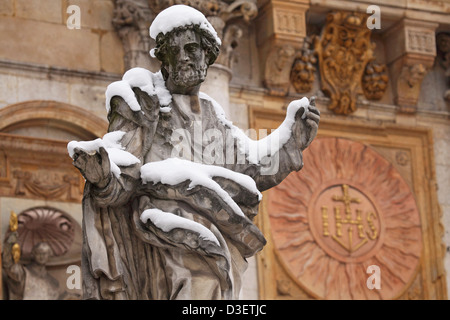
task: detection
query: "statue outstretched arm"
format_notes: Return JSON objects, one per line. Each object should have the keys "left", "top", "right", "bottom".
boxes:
{"left": 70, "top": 88, "right": 160, "bottom": 207}
{"left": 230, "top": 97, "right": 320, "bottom": 191}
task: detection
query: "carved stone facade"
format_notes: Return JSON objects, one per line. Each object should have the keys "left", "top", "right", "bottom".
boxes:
{"left": 0, "top": 133, "right": 84, "bottom": 203}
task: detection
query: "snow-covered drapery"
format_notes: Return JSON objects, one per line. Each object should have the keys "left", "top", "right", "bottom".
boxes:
{"left": 68, "top": 67, "right": 309, "bottom": 299}
{"left": 68, "top": 5, "right": 316, "bottom": 300}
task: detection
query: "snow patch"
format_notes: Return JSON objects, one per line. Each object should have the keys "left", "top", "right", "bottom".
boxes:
{"left": 149, "top": 4, "right": 221, "bottom": 46}
{"left": 140, "top": 158, "right": 262, "bottom": 217}
{"left": 68, "top": 131, "right": 140, "bottom": 179}
{"left": 140, "top": 208, "right": 220, "bottom": 246}
{"left": 200, "top": 92, "right": 310, "bottom": 164}
{"left": 105, "top": 68, "right": 172, "bottom": 113}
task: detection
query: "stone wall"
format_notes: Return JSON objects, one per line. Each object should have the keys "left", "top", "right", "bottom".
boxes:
{"left": 0, "top": 0, "right": 123, "bottom": 74}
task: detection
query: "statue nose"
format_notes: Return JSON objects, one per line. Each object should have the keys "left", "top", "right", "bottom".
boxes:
{"left": 180, "top": 49, "right": 190, "bottom": 62}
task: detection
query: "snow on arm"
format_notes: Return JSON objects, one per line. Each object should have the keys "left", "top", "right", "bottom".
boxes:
{"left": 68, "top": 131, "right": 140, "bottom": 179}
{"left": 140, "top": 158, "right": 262, "bottom": 218}
{"left": 105, "top": 68, "right": 172, "bottom": 114}
{"left": 200, "top": 92, "right": 310, "bottom": 164}
{"left": 140, "top": 208, "right": 220, "bottom": 246}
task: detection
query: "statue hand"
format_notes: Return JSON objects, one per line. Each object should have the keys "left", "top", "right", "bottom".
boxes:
{"left": 293, "top": 97, "right": 320, "bottom": 150}
{"left": 72, "top": 147, "right": 111, "bottom": 188}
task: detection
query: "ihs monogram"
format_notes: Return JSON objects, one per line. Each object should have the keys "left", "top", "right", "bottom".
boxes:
{"left": 321, "top": 184, "right": 379, "bottom": 253}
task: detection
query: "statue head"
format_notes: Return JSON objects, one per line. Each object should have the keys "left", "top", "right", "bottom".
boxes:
{"left": 150, "top": 5, "right": 221, "bottom": 94}
{"left": 31, "top": 242, "right": 53, "bottom": 266}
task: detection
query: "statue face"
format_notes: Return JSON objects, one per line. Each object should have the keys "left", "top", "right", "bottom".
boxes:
{"left": 166, "top": 28, "right": 208, "bottom": 91}
{"left": 32, "top": 244, "right": 51, "bottom": 265}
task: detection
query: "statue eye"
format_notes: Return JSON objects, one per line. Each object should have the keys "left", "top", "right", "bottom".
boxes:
{"left": 185, "top": 44, "right": 199, "bottom": 53}
{"left": 170, "top": 46, "right": 180, "bottom": 55}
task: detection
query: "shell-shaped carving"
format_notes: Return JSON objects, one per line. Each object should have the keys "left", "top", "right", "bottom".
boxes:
{"left": 16, "top": 207, "right": 75, "bottom": 258}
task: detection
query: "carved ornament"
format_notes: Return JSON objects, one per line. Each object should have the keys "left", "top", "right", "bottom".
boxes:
{"left": 267, "top": 137, "right": 422, "bottom": 299}
{"left": 290, "top": 36, "right": 317, "bottom": 93}
{"left": 256, "top": 0, "right": 309, "bottom": 96}
{"left": 263, "top": 44, "right": 296, "bottom": 96}
{"left": 383, "top": 19, "right": 438, "bottom": 112}
{"left": 113, "top": 0, "right": 154, "bottom": 70}
{"left": 314, "top": 11, "right": 388, "bottom": 115}
{"left": 436, "top": 32, "right": 450, "bottom": 101}
{"left": 7, "top": 207, "right": 75, "bottom": 259}
{"left": 13, "top": 170, "right": 81, "bottom": 201}
{"left": 362, "top": 61, "right": 389, "bottom": 100}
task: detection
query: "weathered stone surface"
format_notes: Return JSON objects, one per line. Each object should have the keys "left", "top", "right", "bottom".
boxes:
{"left": 17, "top": 77, "right": 70, "bottom": 104}
{"left": 15, "top": 0, "right": 62, "bottom": 24}
{"left": 0, "top": 17, "right": 100, "bottom": 71}
{"left": 0, "top": 0, "right": 14, "bottom": 16}
{"left": 66, "top": 0, "right": 115, "bottom": 30}
{"left": 100, "top": 32, "right": 125, "bottom": 74}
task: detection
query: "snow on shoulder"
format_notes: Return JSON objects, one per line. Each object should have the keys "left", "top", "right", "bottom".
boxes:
{"left": 149, "top": 4, "right": 221, "bottom": 46}
{"left": 105, "top": 68, "right": 172, "bottom": 114}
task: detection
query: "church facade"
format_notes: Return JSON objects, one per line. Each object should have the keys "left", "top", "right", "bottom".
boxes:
{"left": 0, "top": 0, "right": 449, "bottom": 300}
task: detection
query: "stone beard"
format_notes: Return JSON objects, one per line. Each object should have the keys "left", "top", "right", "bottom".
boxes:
{"left": 172, "top": 63, "right": 207, "bottom": 88}
{"left": 166, "top": 29, "right": 208, "bottom": 88}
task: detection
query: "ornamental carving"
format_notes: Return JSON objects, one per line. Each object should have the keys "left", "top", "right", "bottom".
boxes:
{"left": 113, "top": 0, "right": 155, "bottom": 70}
{"left": 436, "top": 32, "right": 450, "bottom": 101}
{"left": 267, "top": 137, "right": 422, "bottom": 299}
{"left": 264, "top": 44, "right": 296, "bottom": 96}
{"left": 13, "top": 169, "right": 81, "bottom": 201}
{"left": 290, "top": 37, "right": 317, "bottom": 93}
{"left": 384, "top": 19, "right": 437, "bottom": 112}
{"left": 257, "top": 0, "right": 308, "bottom": 96}
{"left": 314, "top": 11, "right": 388, "bottom": 115}
{"left": 8, "top": 207, "right": 75, "bottom": 259}
{"left": 362, "top": 61, "right": 389, "bottom": 100}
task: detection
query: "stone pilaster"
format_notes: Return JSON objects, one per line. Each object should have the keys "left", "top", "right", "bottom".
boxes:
{"left": 384, "top": 19, "right": 438, "bottom": 113}
{"left": 256, "top": 0, "right": 309, "bottom": 96}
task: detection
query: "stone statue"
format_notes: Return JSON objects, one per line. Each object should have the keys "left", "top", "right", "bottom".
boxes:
{"left": 2, "top": 233, "right": 60, "bottom": 300}
{"left": 68, "top": 5, "right": 319, "bottom": 300}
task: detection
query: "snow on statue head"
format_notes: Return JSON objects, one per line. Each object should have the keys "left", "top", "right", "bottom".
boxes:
{"left": 149, "top": 5, "right": 221, "bottom": 82}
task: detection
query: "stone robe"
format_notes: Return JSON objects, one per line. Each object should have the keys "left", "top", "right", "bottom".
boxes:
{"left": 81, "top": 87, "right": 304, "bottom": 300}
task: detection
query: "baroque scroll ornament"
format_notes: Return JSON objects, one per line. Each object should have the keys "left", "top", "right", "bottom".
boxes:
{"left": 315, "top": 11, "right": 388, "bottom": 115}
